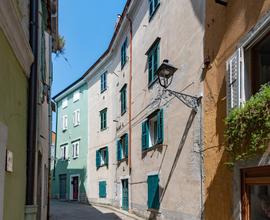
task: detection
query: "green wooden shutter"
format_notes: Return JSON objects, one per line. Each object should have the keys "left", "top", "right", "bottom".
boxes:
{"left": 96, "top": 150, "right": 100, "bottom": 168}
{"left": 125, "top": 133, "right": 129, "bottom": 157}
{"left": 148, "top": 55, "right": 153, "bottom": 84}
{"left": 99, "top": 181, "right": 106, "bottom": 198}
{"left": 147, "top": 175, "right": 160, "bottom": 209}
{"left": 149, "top": 0, "right": 154, "bottom": 16}
{"left": 117, "top": 140, "right": 122, "bottom": 161}
{"left": 105, "top": 146, "right": 109, "bottom": 166}
{"left": 153, "top": 46, "right": 158, "bottom": 77}
{"left": 142, "top": 121, "right": 149, "bottom": 150}
{"left": 99, "top": 181, "right": 102, "bottom": 197}
{"left": 157, "top": 109, "right": 164, "bottom": 144}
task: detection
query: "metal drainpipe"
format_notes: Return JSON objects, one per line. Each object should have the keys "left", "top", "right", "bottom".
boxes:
{"left": 26, "top": 0, "right": 39, "bottom": 205}
{"left": 127, "top": 14, "right": 133, "bottom": 210}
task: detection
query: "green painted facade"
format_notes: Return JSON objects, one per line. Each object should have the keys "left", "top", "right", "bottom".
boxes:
{"left": 51, "top": 83, "right": 88, "bottom": 202}
{"left": 0, "top": 28, "right": 28, "bottom": 220}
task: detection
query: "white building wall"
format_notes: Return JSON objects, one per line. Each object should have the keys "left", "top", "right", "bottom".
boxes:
{"left": 86, "top": 0, "right": 205, "bottom": 219}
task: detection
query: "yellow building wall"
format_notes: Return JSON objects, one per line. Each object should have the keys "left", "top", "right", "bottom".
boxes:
{"left": 203, "top": 1, "right": 270, "bottom": 220}
{"left": 0, "top": 28, "right": 28, "bottom": 220}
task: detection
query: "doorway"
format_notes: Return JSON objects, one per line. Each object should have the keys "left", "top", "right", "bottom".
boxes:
{"left": 59, "top": 174, "right": 67, "bottom": 200}
{"left": 241, "top": 166, "right": 270, "bottom": 220}
{"left": 122, "top": 179, "right": 129, "bottom": 211}
{"left": 70, "top": 175, "right": 79, "bottom": 201}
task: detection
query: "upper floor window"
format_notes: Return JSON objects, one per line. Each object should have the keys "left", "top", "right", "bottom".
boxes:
{"left": 147, "top": 38, "right": 160, "bottom": 86}
{"left": 142, "top": 109, "right": 164, "bottom": 151}
{"left": 101, "top": 72, "right": 107, "bottom": 93}
{"left": 60, "top": 145, "right": 68, "bottom": 160}
{"left": 100, "top": 108, "right": 107, "bottom": 130}
{"left": 73, "top": 90, "right": 80, "bottom": 102}
{"left": 62, "top": 115, "right": 68, "bottom": 131}
{"left": 120, "top": 84, "right": 127, "bottom": 115}
{"left": 121, "top": 38, "right": 128, "bottom": 69}
{"left": 96, "top": 147, "right": 108, "bottom": 168}
{"left": 72, "top": 141, "right": 79, "bottom": 159}
{"left": 73, "top": 109, "right": 80, "bottom": 127}
{"left": 62, "top": 98, "right": 68, "bottom": 109}
{"left": 149, "top": 0, "right": 160, "bottom": 20}
{"left": 226, "top": 33, "right": 270, "bottom": 113}
{"left": 117, "top": 133, "right": 128, "bottom": 161}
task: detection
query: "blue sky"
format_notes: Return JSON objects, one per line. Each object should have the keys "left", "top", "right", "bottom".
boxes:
{"left": 52, "top": 0, "right": 127, "bottom": 96}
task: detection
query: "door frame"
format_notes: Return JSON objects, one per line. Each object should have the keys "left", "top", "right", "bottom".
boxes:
{"left": 241, "top": 165, "right": 270, "bottom": 220}
{"left": 119, "top": 176, "right": 130, "bottom": 210}
{"left": 70, "top": 174, "right": 80, "bottom": 201}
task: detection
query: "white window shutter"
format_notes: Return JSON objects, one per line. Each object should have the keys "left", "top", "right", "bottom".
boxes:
{"left": 77, "top": 110, "right": 80, "bottom": 124}
{"left": 226, "top": 48, "right": 243, "bottom": 113}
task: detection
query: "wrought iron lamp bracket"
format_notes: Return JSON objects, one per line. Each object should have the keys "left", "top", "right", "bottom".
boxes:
{"left": 165, "top": 89, "right": 201, "bottom": 112}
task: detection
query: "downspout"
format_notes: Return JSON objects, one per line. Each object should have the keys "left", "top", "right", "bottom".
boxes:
{"left": 126, "top": 14, "right": 133, "bottom": 210}
{"left": 26, "top": 0, "right": 39, "bottom": 205}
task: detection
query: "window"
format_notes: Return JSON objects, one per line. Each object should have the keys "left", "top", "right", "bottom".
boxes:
{"left": 62, "top": 115, "right": 68, "bottom": 131}
{"left": 101, "top": 72, "right": 107, "bottom": 93}
{"left": 241, "top": 166, "right": 270, "bottom": 220}
{"left": 96, "top": 147, "right": 109, "bottom": 168}
{"left": 60, "top": 145, "right": 68, "bottom": 160}
{"left": 117, "top": 133, "right": 128, "bottom": 161}
{"left": 147, "top": 39, "right": 160, "bottom": 86}
{"left": 149, "top": 0, "right": 160, "bottom": 20}
{"left": 121, "top": 38, "right": 127, "bottom": 69}
{"left": 142, "top": 109, "right": 164, "bottom": 151}
{"left": 147, "top": 174, "right": 160, "bottom": 209}
{"left": 73, "top": 109, "right": 80, "bottom": 127}
{"left": 62, "top": 98, "right": 68, "bottom": 109}
{"left": 73, "top": 90, "right": 80, "bottom": 102}
{"left": 226, "top": 32, "right": 270, "bottom": 113}
{"left": 100, "top": 108, "right": 107, "bottom": 130}
{"left": 72, "top": 141, "right": 79, "bottom": 159}
{"left": 120, "top": 84, "right": 127, "bottom": 115}
{"left": 99, "top": 181, "right": 107, "bottom": 198}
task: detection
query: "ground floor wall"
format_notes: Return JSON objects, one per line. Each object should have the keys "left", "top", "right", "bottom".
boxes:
{"left": 0, "top": 28, "right": 28, "bottom": 220}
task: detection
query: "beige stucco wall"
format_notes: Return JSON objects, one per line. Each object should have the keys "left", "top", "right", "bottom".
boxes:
{"left": 203, "top": 1, "right": 270, "bottom": 220}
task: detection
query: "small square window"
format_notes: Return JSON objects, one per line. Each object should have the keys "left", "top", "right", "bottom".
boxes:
{"left": 96, "top": 147, "right": 109, "bottom": 168}
{"left": 62, "top": 98, "right": 68, "bottom": 109}
{"left": 99, "top": 181, "right": 107, "bottom": 198}
{"left": 73, "top": 91, "right": 80, "bottom": 102}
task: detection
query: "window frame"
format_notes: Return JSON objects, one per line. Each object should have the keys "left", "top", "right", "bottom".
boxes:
{"left": 100, "top": 108, "right": 107, "bottom": 131}
{"left": 62, "top": 115, "right": 68, "bottom": 131}
{"left": 62, "top": 98, "right": 68, "bottom": 109}
{"left": 117, "top": 133, "right": 128, "bottom": 161}
{"left": 73, "top": 109, "right": 80, "bottom": 127}
{"left": 72, "top": 141, "right": 80, "bottom": 159}
{"left": 100, "top": 72, "right": 107, "bottom": 93}
{"left": 120, "top": 84, "right": 127, "bottom": 115}
{"left": 60, "top": 145, "right": 68, "bottom": 161}
{"left": 121, "top": 38, "right": 128, "bottom": 69}
{"left": 148, "top": 0, "right": 160, "bottom": 21}
{"left": 146, "top": 38, "right": 160, "bottom": 87}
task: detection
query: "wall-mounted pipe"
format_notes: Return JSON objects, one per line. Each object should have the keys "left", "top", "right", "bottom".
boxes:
{"left": 26, "top": 0, "right": 39, "bottom": 205}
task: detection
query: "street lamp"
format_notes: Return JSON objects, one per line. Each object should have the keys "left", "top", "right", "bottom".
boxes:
{"left": 156, "top": 60, "right": 201, "bottom": 112}
{"left": 215, "top": 0, "right": 228, "bottom": 6}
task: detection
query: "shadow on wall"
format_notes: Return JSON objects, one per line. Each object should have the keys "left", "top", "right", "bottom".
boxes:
{"left": 51, "top": 159, "right": 87, "bottom": 202}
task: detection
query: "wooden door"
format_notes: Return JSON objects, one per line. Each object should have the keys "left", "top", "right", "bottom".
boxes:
{"left": 72, "top": 176, "right": 79, "bottom": 201}
{"left": 59, "top": 174, "right": 67, "bottom": 200}
{"left": 122, "top": 179, "right": 129, "bottom": 211}
{"left": 241, "top": 166, "right": 270, "bottom": 220}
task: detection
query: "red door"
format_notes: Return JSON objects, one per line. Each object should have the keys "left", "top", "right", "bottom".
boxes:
{"left": 72, "top": 176, "right": 79, "bottom": 200}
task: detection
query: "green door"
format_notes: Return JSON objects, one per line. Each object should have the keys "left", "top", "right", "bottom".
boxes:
{"left": 122, "top": 179, "right": 129, "bottom": 211}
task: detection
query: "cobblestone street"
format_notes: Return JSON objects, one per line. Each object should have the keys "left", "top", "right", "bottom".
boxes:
{"left": 50, "top": 200, "right": 137, "bottom": 220}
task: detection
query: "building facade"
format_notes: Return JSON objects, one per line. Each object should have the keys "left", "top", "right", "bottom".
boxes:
{"left": 0, "top": 0, "right": 58, "bottom": 219}
{"left": 203, "top": 1, "right": 270, "bottom": 220}
{"left": 52, "top": 81, "right": 88, "bottom": 203}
